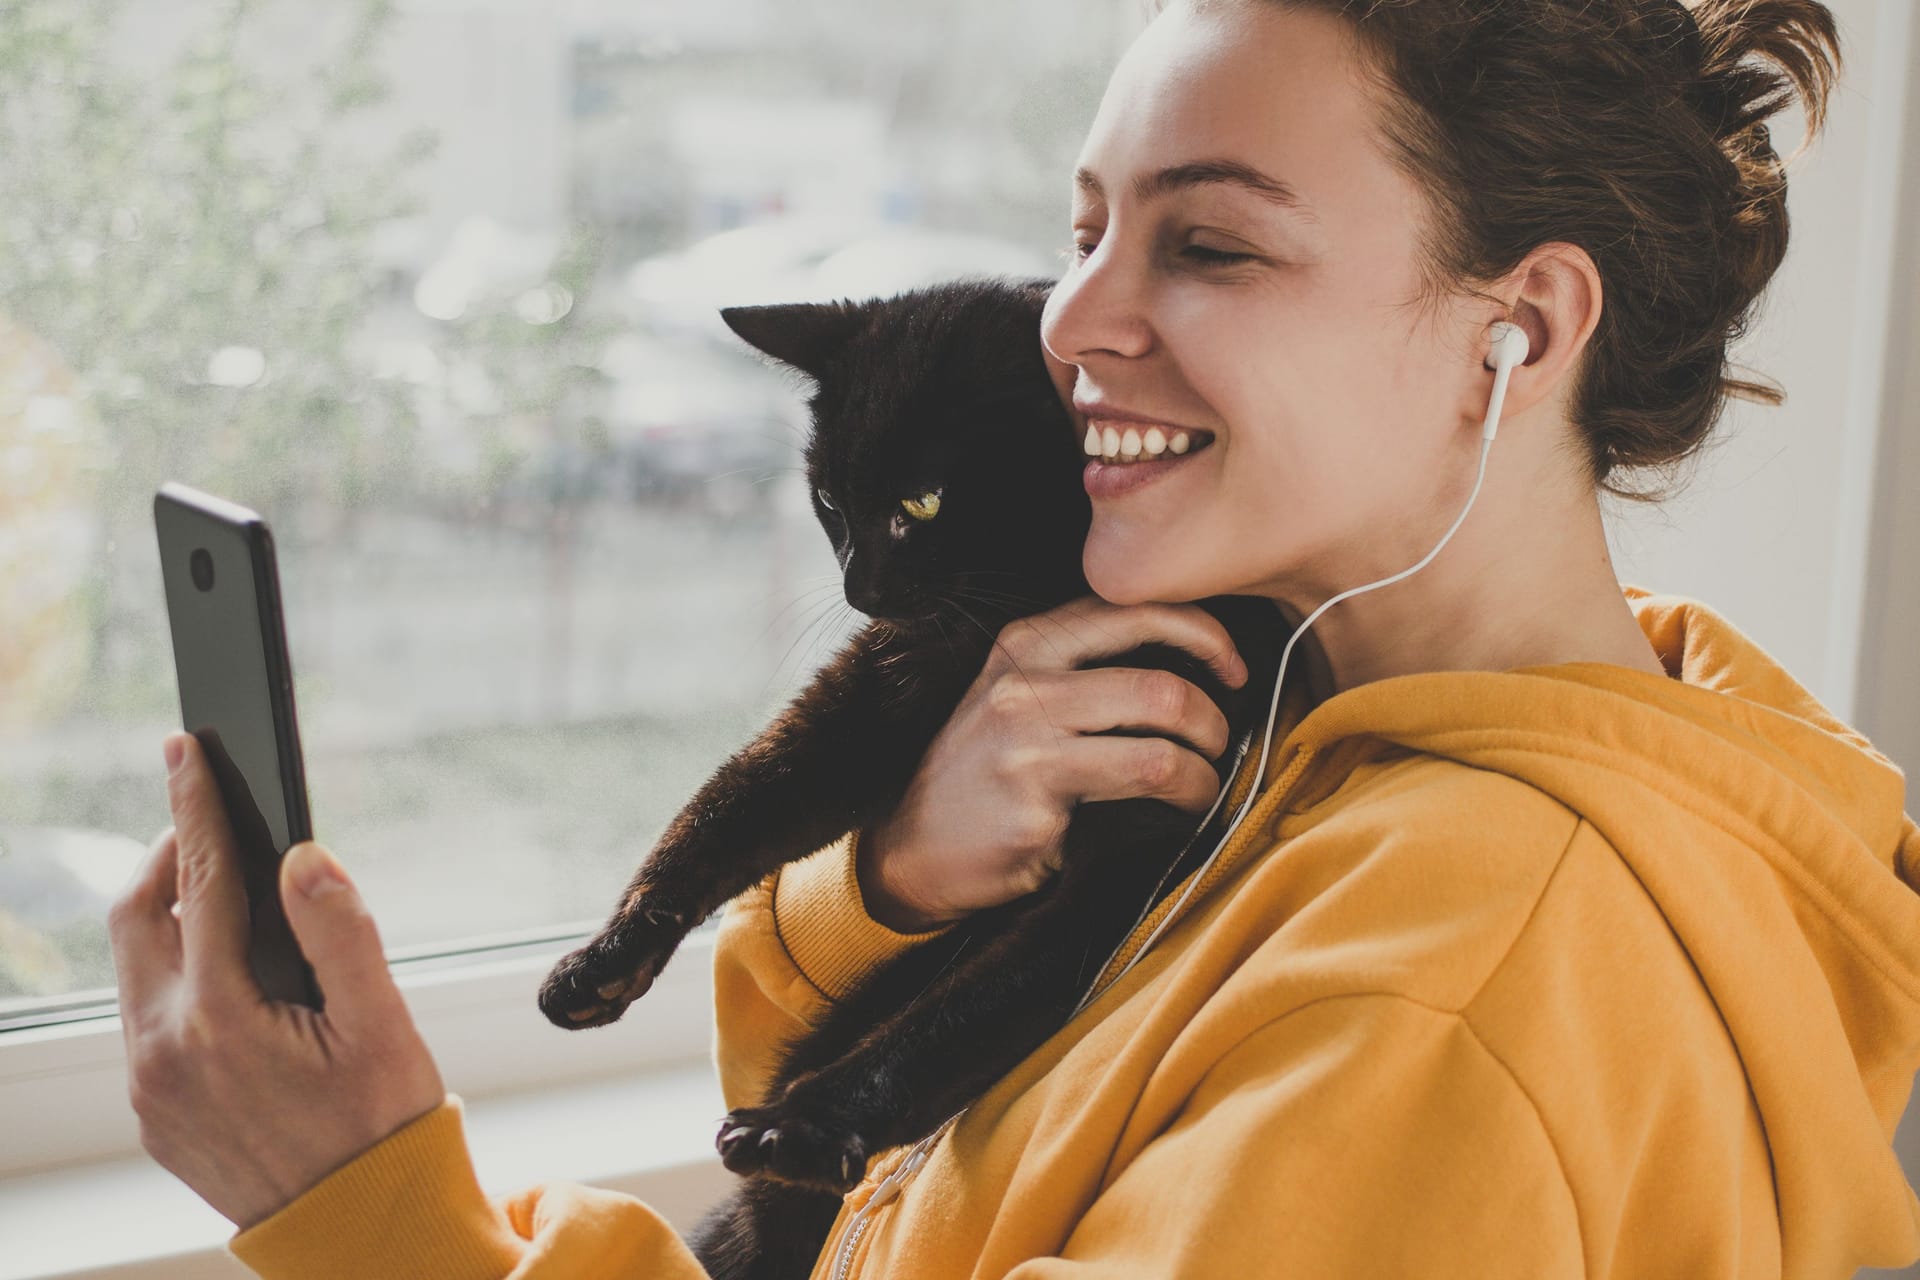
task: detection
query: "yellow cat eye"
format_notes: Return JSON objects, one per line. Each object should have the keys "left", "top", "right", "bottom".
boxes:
{"left": 901, "top": 489, "right": 942, "bottom": 521}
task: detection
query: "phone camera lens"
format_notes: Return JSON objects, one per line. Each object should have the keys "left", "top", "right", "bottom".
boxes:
{"left": 190, "top": 548, "right": 215, "bottom": 592}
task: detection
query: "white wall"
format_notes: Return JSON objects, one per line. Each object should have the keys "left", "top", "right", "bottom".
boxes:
{"left": 1602, "top": 0, "right": 1916, "bottom": 761}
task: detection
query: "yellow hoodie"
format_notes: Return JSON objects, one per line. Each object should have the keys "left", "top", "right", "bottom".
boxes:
{"left": 229, "top": 584, "right": 1920, "bottom": 1278}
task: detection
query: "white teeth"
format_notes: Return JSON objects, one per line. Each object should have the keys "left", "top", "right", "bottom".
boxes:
{"left": 1083, "top": 419, "right": 1209, "bottom": 463}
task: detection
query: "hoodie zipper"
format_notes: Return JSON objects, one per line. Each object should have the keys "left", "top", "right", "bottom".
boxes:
{"left": 829, "top": 1127, "right": 942, "bottom": 1280}
{"left": 825, "top": 739, "right": 1323, "bottom": 1280}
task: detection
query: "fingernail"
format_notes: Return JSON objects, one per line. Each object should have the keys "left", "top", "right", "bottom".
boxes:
{"left": 289, "top": 843, "right": 346, "bottom": 898}
{"left": 164, "top": 734, "right": 186, "bottom": 776}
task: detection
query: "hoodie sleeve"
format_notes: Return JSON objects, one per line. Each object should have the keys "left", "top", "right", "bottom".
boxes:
{"left": 229, "top": 829, "right": 954, "bottom": 1279}
{"left": 713, "top": 827, "right": 958, "bottom": 1111}
{"left": 1002, "top": 992, "right": 1586, "bottom": 1279}
{"left": 228, "top": 1093, "right": 712, "bottom": 1278}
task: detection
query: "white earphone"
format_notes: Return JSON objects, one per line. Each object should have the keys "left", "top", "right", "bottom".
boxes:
{"left": 1068, "top": 316, "right": 1532, "bottom": 1017}
{"left": 1481, "top": 319, "right": 1530, "bottom": 440}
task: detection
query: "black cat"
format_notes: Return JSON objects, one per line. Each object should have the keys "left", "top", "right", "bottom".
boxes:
{"left": 536, "top": 274, "right": 1291, "bottom": 1279}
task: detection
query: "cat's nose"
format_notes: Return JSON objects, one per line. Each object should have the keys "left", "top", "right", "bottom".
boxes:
{"left": 847, "top": 578, "right": 924, "bottom": 620}
{"left": 846, "top": 578, "right": 889, "bottom": 616}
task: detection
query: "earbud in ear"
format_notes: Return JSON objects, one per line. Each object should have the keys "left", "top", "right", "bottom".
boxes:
{"left": 1485, "top": 320, "right": 1529, "bottom": 372}
{"left": 1479, "top": 321, "right": 1528, "bottom": 443}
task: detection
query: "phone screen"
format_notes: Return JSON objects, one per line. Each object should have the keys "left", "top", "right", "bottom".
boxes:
{"left": 154, "top": 483, "right": 320, "bottom": 1007}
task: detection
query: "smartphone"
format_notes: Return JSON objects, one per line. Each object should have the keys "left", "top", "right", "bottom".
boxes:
{"left": 153, "top": 482, "right": 323, "bottom": 1010}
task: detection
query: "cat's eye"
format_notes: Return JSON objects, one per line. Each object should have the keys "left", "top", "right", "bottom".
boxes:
{"left": 900, "top": 488, "right": 942, "bottom": 521}
{"left": 816, "top": 487, "right": 836, "bottom": 512}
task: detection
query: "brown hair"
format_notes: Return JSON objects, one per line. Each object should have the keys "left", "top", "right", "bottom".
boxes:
{"left": 1161, "top": 0, "right": 1844, "bottom": 503}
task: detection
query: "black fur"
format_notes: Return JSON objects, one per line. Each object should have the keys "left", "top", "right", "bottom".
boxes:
{"left": 535, "top": 275, "right": 1291, "bottom": 1278}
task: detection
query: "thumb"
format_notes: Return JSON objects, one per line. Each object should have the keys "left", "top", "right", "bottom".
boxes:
{"left": 280, "top": 841, "right": 402, "bottom": 1025}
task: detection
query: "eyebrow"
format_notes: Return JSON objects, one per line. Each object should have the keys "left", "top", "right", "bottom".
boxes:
{"left": 1074, "top": 158, "right": 1317, "bottom": 220}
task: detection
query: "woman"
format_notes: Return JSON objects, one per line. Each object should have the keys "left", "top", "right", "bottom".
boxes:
{"left": 110, "top": 0, "right": 1920, "bottom": 1276}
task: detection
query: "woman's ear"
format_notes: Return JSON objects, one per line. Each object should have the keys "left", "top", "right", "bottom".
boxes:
{"left": 1485, "top": 242, "right": 1603, "bottom": 419}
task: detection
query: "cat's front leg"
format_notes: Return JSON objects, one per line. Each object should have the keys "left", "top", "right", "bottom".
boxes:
{"left": 711, "top": 800, "right": 1192, "bottom": 1189}
{"left": 711, "top": 914, "right": 1125, "bottom": 1187}
{"left": 537, "top": 623, "right": 959, "bottom": 1030}
{"left": 714, "top": 1103, "right": 873, "bottom": 1192}
{"left": 537, "top": 901, "right": 700, "bottom": 1029}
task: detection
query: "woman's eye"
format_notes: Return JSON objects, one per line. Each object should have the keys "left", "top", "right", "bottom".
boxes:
{"left": 1181, "top": 245, "right": 1255, "bottom": 265}
{"left": 1060, "top": 239, "right": 1254, "bottom": 266}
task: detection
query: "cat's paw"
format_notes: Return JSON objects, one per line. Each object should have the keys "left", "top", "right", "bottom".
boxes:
{"left": 536, "top": 920, "right": 679, "bottom": 1030}
{"left": 715, "top": 1105, "right": 869, "bottom": 1193}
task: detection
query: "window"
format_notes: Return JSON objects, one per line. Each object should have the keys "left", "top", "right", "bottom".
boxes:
{"left": 0, "top": 0, "right": 1126, "bottom": 1048}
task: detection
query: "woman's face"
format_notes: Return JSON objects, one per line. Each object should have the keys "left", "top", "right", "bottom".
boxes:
{"left": 1041, "top": 0, "right": 1491, "bottom": 610}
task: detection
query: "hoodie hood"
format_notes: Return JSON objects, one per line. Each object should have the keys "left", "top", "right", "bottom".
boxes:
{"left": 1252, "top": 582, "right": 1920, "bottom": 1268}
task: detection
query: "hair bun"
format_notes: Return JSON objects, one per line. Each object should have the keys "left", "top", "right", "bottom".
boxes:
{"left": 1683, "top": 0, "right": 1840, "bottom": 162}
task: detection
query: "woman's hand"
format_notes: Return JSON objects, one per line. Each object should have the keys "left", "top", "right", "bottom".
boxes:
{"left": 106, "top": 731, "right": 446, "bottom": 1230}
{"left": 857, "top": 595, "right": 1248, "bottom": 931}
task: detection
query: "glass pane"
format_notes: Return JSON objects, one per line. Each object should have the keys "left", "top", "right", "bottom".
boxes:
{"left": 0, "top": 0, "right": 1126, "bottom": 1020}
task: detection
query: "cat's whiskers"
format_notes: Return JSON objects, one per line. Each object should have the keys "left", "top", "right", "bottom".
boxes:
{"left": 926, "top": 606, "right": 976, "bottom": 673}
{"left": 751, "top": 416, "right": 809, "bottom": 449}
{"left": 898, "top": 932, "right": 972, "bottom": 1019}
{"left": 755, "top": 581, "right": 846, "bottom": 652}
{"left": 931, "top": 589, "right": 1062, "bottom": 741}
{"left": 761, "top": 592, "right": 858, "bottom": 698}
{"left": 998, "top": 597, "right": 1129, "bottom": 671}
{"left": 948, "top": 583, "right": 1046, "bottom": 617}
{"left": 954, "top": 570, "right": 1057, "bottom": 607}
{"left": 934, "top": 592, "right": 1002, "bottom": 654}
{"left": 701, "top": 463, "right": 788, "bottom": 486}
{"left": 796, "top": 599, "right": 862, "bottom": 683}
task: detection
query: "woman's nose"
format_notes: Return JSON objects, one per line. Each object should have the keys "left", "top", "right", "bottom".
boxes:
{"left": 1041, "top": 241, "right": 1154, "bottom": 367}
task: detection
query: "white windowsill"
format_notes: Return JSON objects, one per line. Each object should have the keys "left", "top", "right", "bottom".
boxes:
{"left": 0, "top": 928, "right": 722, "bottom": 1179}
{"left": 0, "top": 1059, "right": 736, "bottom": 1280}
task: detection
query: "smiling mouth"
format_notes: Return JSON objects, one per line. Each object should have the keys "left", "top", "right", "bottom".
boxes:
{"left": 1081, "top": 420, "right": 1216, "bottom": 463}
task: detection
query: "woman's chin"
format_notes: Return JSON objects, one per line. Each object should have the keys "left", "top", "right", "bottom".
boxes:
{"left": 1084, "top": 540, "right": 1187, "bottom": 606}
{"left": 1090, "top": 537, "right": 1236, "bottom": 606}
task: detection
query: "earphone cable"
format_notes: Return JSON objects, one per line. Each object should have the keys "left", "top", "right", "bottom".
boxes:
{"left": 830, "top": 326, "right": 1524, "bottom": 1274}
{"left": 1070, "top": 320, "right": 1522, "bottom": 1010}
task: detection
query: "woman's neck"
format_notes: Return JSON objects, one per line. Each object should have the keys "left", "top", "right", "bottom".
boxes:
{"left": 1266, "top": 490, "right": 1668, "bottom": 700}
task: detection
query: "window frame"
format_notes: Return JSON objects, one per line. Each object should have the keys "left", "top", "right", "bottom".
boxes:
{"left": 0, "top": 924, "right": 719, "bottom": 1180}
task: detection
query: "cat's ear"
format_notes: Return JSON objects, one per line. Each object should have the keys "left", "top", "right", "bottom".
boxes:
{"left": 719, "top": 300, "right": 873, "bottom": 378}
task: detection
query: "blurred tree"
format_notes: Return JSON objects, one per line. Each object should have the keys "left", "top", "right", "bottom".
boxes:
{"left": 0, "top": 0, "right": 611, "bottom": 721}
{"left": 0, "top": 315, "right": 99, "bottom": 732}
{"left": 0, "top": 0, "right": 430, "bottom": 518}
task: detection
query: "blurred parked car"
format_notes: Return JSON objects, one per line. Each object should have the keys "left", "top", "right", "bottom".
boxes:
{"left": 622, "top": 212, "right": 882, "bottom": 339}
{"left": 584, "top": 331, "right": 802, "bottom": 514}
{"left": 622, "top": 212, "right": 1058, "bottom": 343}
{"left": 812, "top": 226, "right": 1057, "bottom": 300}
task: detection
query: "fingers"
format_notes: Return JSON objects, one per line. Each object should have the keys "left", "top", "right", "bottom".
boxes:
{"left": 997, "top": 596, "right": 1249, "bottom": 690}
{"left": 1044, "top": 666, "right": 1232, "bottom": 759}
{"left": 164, "top": 732, "right": 258, "bottom": 1007}
{"left": 1057, "top": 734, "right": 1227, "bottom": 815}
{"left": 107, "top": 828, "right": 183, "bottom": 1032}
{"left": 280, "top": 842, "right": 406, "bottom": 1033}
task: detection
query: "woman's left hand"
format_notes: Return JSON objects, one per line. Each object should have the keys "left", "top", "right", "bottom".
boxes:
{"left": 106, "top": 731, "right": 446, "bottom": 1230}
